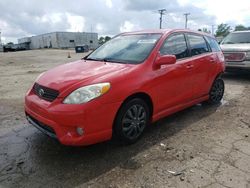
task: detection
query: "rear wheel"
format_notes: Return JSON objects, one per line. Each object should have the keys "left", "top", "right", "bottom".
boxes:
{"left": 113, "top": 98, "right": 150, "bottom": 144}
{"left": 207, "top": 77, "right": 224, "bottom": 104}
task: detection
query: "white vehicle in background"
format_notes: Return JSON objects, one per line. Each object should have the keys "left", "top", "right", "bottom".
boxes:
{"left": 220, "top": 30, "right": 250, "bottom": 71}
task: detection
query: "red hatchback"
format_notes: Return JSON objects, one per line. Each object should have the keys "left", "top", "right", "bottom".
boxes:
{"left": 25, "top": 29, "right": 225, "bottom": 146}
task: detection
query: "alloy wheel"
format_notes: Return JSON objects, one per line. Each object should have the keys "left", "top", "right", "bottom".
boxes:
{"left": 121, "top": 104, "right": 147, "bottom": 140}
{"left": 210, "top": 79, "right": 224, "bottom": 103}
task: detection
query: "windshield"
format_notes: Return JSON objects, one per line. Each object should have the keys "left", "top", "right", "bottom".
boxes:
{"left": 86, "top": 33, "right": 162, "bottom": 64}
{"left": 221, "top": 32, "right": 250, "bottom": 44}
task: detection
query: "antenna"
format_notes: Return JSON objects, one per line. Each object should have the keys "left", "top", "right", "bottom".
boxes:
{"left": 158, "top": 9, "right": 167, "bottom": 29}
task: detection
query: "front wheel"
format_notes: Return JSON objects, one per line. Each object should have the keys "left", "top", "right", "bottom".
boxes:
{"left": 207, "top": 77, "right": 225, "bottom": 104}
{"left": 113, "top": 98, "right": 150, "bottom": 144}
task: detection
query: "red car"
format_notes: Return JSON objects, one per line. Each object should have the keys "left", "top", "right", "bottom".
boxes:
{"left": 25, "top": 29, "right": 225, "bottom": 146}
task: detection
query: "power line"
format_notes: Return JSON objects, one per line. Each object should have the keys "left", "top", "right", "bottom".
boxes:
{"left": 184, "top": 13, "right": 190, "bottom": 29}
{"left": 158, "top": 9, "right": 166, "bottom": 29}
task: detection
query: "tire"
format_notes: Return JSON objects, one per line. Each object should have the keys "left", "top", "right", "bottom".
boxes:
{"left": 207, "top": 77, "right": 224, "bottom": 104}
{"left": 113, "top": 98, "right": 150, "bottom": 144}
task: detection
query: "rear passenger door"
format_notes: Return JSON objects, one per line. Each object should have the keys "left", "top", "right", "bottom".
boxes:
{"left": 186, "top": 33, "right": 216, "bottom": 99}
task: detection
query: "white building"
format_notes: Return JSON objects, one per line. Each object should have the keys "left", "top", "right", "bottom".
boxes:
{"left": 18, "top": 32, "right": 98, "bottom": 50}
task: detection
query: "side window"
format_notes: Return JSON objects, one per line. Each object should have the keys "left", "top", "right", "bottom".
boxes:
{"left": 187, "top": 34, "right": 209, "bottom": 56}
{"left": 160, "top": 34, "right": 189, "bottom": 60}
{"left": 205, "top": 36, "right": 221, "bottom": 52}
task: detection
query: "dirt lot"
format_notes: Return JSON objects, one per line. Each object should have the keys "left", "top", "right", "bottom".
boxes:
{"left": 0, "top": 50, "right": 249, "bottom": 188}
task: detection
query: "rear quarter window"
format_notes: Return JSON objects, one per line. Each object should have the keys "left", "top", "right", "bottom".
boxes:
{"left": 187, "top": 34, "right": 209, "bottom": 56}
{"left": 205, "top": 36, "right": 221, "bottom": 52}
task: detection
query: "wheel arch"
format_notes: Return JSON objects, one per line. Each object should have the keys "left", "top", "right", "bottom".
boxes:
{"left": 122, "top": 92, "right": 153, "bottom": 117}
{"left": 209, "top": 71, "right": 224, "bottom": 90}
{"left": 113, "top": 92, "right": 154, "bottom": 129}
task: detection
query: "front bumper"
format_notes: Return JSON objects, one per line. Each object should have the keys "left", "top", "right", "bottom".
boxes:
{"left": 25, "top": 90, "right": 122, "bottom": 146}
{"left": 225, "top": 60, "right": 250, "bottom": 70}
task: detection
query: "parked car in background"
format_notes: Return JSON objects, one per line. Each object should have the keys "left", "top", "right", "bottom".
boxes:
{"left": 220, "top": 30, "right": 250, "bottom": 71}
{"left": 25, "top": 29, "right": 225, "bottom": 146}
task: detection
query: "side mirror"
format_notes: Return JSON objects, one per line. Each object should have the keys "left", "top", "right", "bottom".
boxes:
{"left": 154, "top": 54, "right": 176, "bottom": 69}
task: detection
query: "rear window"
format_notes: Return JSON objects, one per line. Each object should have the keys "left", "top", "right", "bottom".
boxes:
{"left": 205, "top": 36, "right": 221, "bottom": 52}
{"left": 187, "top": 34, "right": 209, "bottom": 56}
{"left": 221, "top": 32, "right": 250, "bottom": 44}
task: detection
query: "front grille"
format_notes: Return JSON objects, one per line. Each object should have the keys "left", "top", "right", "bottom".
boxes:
{"left": 223, "top": 52, "right": 246, "bottom": 62}
{"left": 33, "top": 83, "right": 59, "bottom": 102}
{"left": 26, "top": 113, "right": 57, "bottom": 138}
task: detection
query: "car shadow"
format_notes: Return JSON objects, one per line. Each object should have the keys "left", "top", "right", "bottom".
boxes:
{"left": 0, "top": 102, "right": 223, "bottom": 187}
{"left": 222, "top": 70, "right": 250, "bottom": 82}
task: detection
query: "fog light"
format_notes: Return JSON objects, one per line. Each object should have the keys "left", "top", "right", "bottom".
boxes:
{"left": 76, "top": 127, "right": 84, "bottom": 136}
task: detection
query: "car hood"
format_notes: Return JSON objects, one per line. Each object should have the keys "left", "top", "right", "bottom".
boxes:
{"left": 220, "top": 43, "right": 250, "bottom": 52}
{"left": 37, "top": 60, "right": 132, "bottom": 91}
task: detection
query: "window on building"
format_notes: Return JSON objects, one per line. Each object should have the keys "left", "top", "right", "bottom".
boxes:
{"left": 90, "top": 40, "right": 93, "bottom": 44}
{"left": 69, "top": 40, "right": 75, "bottom": 43}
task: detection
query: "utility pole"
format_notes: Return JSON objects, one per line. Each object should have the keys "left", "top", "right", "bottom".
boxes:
{"left": 184, "top": 13, "right": 190, "bottom": 29}
{"left": 211, "top": 25, "right": 215, "bottom": 36}
{"left": 158, "top": 9, "right": 166, "bottom": 29}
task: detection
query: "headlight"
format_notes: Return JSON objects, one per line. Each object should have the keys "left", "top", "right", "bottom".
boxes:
{"left": 63, "top": 83, "right": 111, "bottom": 104}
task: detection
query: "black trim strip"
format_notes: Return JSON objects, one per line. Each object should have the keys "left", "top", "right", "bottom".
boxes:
{"left": 26, "top": 115, "right": 57, "bottom": 139}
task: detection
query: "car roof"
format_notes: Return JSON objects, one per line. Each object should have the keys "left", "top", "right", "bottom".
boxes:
{"left": 121, "top": 29, "right": 215, "bottom": 38}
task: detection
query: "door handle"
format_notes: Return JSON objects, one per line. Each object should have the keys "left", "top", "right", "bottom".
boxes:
{"left": 186, "top": 64, "right": 194, "bottom": 69}
{"left": 209, "top": 59, "right": 215, "bottom": 63}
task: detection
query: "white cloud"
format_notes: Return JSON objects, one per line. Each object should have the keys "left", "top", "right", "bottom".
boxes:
{"left": 105, "top": 0, "right": 113, "bottom": 8}
{"left": 182, "top": 0, "right": 250, "bottom": 26}
{"left": 120, "top": 21, "right": 140, "bottom": 32}
{"left": 96, "top": 23, "right": 104, "bottom": 32}
{"left": 66, "top": 13, "right": 85, "bottom": 32}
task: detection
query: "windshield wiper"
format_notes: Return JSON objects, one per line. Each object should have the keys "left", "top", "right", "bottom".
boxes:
{"left": 85, "top": 57, "right": 101, "bottom": 61}
{"left": 85, "top": 57, "right": 128, "bottom": 64}
{"left": 102, "top": 58, "right": 128, "bottom": 64}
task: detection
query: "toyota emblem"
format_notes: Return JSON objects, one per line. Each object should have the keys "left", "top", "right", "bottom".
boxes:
{"left": 38, "top": 88, "right": 45, "bottom": 97}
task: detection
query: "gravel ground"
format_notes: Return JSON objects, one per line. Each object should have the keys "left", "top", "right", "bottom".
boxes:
{"left": 0, "top": 50, "right": 249, "bottom": 188}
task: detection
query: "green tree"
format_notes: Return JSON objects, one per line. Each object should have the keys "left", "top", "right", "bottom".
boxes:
{"left": 98, "top": 36, "right": 105, "bottom": 44}
{"left": 104, "top": 36, "right": 111, "bottom": 42}
{"left": 215, "top": 23, "right": 231, "bottom": 37}
{"left": 234, "top": 24, "right": 248, "bottom": 31}
{"left": 98, "top": 36, "right": 111, "bottom": 45}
